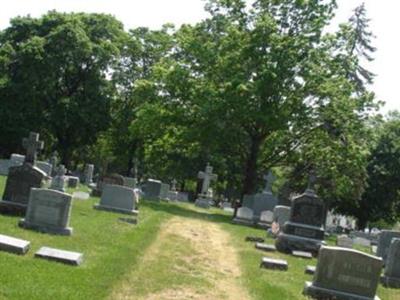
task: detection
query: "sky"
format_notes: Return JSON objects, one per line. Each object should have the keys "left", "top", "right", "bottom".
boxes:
{"left": 0, "top": 0, "right": 398, "bottom": 114}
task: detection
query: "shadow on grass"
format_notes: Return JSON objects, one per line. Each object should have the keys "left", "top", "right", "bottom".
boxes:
{"left": 142, "top": 200, "right": 234, "bottom": 225}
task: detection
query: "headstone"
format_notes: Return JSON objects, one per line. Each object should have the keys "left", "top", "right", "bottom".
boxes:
{"left": 305, "top": 265, "right": 316, "bottom": 275}
{"left": 376, "top": 230, "right": 400, "bottom": 262}
{"left": 177, "top": 192, "right": 189, "bottom": 202}
{"left": 84, "top": 164, "right": 94, "bottom": 185}
{"left": 35, "top": 247, "right": 83, "bottom": 266}
{"left": 381, "top": 238, "right": 400, "bottom": 288}
{"left": 0, "top": 234, "right": 30, "bottom": 255}
{"left": 167, "top": 179, "right": 178, "bottom": 201}
{"left": 10, "top": 154, "right": 25, "bottom": 165}
{"left": 260, "top": 257, "right": 288, "bottom": 271}
{"left": 255, "top": 243, "right": 276, "bottom": 252}
{"left": 91, "top": 173, "right": 125, "bottom": 196}
{"left": 292, "top": 250, "right": 312, "bottom": 259}
{"left": 273, "top": 205, "right": 291, "bottom": 230}
{"left": 337, "top": 234, "right": 353, "bottom": 248}
{"left": 22, "top": 132, "right": 44, "bottom": 164}
{"left": 195, "top": 163, "right": 218, "bottom": 209}
{"left": 159, "top": 183, "right": 170, "bottom": 201}
{"left": 123, "top": 176, "right": 137, "bottom": 189}
{"left": 50, "top": 165, "right": 67, "bottom": 192}
{"left": 354, "top": 237, "right": 371, "bottom": 247}
{"left": 67, "top": 176, "right": 80, "bottom": 188}
{"left": 0, "top": 159, "right": 12, "bottom": 176}
{"left": 142, "top": 179, "right": 163, "bottom": 201}
{"left": 94, "top": 184, "right": 138, "bottom": 215}
{"left": 242, "top": 171, "right": 278, "bottom": 222}
{"left": 275, "top": 176, "right": 326, "bottom": 254}
{"left": 232, "top": 207, "right": 254, "bottom": 226}
{"left": 258, "top": 210, "right": 274, "bottom": 228}
{"left": 36, "top": 161, "right": 52, "bottom": 177}
{"left": 0, "top": 133, "right": 46, "bottom": 213}
{"left": 19, "top": 188, "right": 73, "bottom": 235}
{"left": 303, "top": 246, "right": 382, "bottom": 300}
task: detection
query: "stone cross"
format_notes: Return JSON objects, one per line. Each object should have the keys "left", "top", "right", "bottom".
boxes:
{"left": 171, "top": 179, "right": 177, "bottom": 191}
{"left": 263, "top": 171, "right": 275, "bottom": 193}
{"left": 198, "top": 163, "right": 218, "bottom": 195}
{"left": 22, "top": 132, "right": 44, "bottom": 164}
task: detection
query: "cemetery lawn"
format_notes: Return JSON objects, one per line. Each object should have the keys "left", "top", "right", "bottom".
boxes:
{"left": 0, "top": 176, "right": 399, "bottom": 300}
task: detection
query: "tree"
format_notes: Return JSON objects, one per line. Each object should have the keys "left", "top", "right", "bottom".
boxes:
{"left": 0, "top": 11, "right": 126, "bottom": 167}
{"left": 150, "top": 0, "right": 377, "bottom": 200}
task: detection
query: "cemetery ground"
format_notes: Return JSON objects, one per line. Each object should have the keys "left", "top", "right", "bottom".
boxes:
{"left": 0, "top": 176, "right": 399, "bottom": 300}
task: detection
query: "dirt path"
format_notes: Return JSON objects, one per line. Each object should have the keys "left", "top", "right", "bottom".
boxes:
{"left": 110, "top": 216, "right": 251, "bottom": 300}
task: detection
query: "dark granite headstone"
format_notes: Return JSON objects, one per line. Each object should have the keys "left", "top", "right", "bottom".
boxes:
{"left": 303, "top": 246, "right": 382, "bottom": 300}
{"left": 275, "top": 183, "right": 326, "bottom": 254}
{"left": 381, "top": 238, "right": 400, "bottom": 288}
{"left": 377, "top": 230, "right": 400, "bottom": 262}
{"left": 0, "top": 164, "right": 45, "bottom": 213}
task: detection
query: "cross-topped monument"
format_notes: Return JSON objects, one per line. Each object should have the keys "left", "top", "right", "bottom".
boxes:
{"left": 263, "top": 171, "right": 276, "bottom": 193}
{"left": 50, "top": 164, "right": 67, "bottom": 192}
{"left": 22, "top": 132, "right": 44, "bottom": 164}
{"left": 198, "top": 163, "right": 218, "bottom": 195}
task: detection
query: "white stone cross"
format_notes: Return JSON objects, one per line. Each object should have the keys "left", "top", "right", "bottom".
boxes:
{"left": 22, "top": 132, "right": 44, "bottom": 164}
{"left": 263, "top": 171, "right": 275, "bottom": 193}
{"left": 198, "top": 163, "right": 218, "bottom": 195}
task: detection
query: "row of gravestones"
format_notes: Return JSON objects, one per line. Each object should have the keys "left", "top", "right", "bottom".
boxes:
{"left": 0, "top": 132, "right": 140, "bottom": 266}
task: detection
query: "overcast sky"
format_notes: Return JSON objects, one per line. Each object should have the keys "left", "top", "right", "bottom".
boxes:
{"left": 0, "top": 0, "right": 398, "bottom": 114}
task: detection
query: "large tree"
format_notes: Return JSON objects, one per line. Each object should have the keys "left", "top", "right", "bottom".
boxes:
{"left": 0, "top": 11, "right": 126, "bottom": 167}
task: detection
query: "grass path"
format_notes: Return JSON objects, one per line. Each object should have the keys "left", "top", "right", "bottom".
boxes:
{"left": 110, "top": 216, "right": 251, "bottom": 300}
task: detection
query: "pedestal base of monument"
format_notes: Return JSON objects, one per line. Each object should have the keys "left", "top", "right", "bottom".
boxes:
{"left": 381, "top": 275, "right": 400, "bottom": 289}
{"left": 275, "top": 233, "right": 325, "bottom": 256}
{"left": 18, "top": 219, "right": 73, "bottom": 236}
{"left": 195, "top": 196, "right": 212, "bottom": 209}
{"left": 0, "top": 200, "right": 27, "bottom": 215}
{"left": 303, "top": 281, "right": 380, "bottom": 300}
{"left": 94, "top": 204, "right": 139, "bottom": 216}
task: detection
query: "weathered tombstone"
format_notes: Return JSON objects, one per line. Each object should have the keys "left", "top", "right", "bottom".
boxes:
{"left": 0, "top": 159, "right": 12, "bottom": 176}
{"left": 0, "top": 234, "right": 30, "bottom": 255}
{"left": 195, "top": 163, "right": 218, "bottom": 209}
{"left": 337, "top": 234, "right": 353, "bottom": 248}
{"left": 177, "top": 192, "right": 189, "bottom": 202}
{"left": 19, "top": 188, "right": 73, "bottom": 235}
{"left": 91, "top": 173, "right": 125, "bottom": 196}
{"left": 50, "top": 165, "right": 67, "bottom": 192}
{"left": 381, "top": 238, "right": 400, "bottom": 288}
{"left": 67, "top": 176, "right": 80, "bottom": 188}
{"left": 232, "top": 207, "right": 254, "bottom": 226}
{"left": 160, "top": 183, "right": 170, "bottom": 201}
{"left": 242, "top": 171, "right": 278, "bottom": 222}
{"left": 123, "top": 176, "right": 137, "bottom": 189}
{"left": 10, "top": 154, "right": 25, "bottom": 165}
{"left": 305, "top": 265, "right": 316, "bottom": 275}
{"left": 376, "top": 230, "right": 400, "bottom": 262}
{"left": 35, "top": 247, "right": 83, "bottom": 266}
{"left": 303, "top": 246, "right": 382, "bottom": 300}
{"left": 255, "top": 243, "right": 276, "bottom": 252}
{"left": 142, "top": 179, "right": 163, "bottom": 201}
{"left": 260, "top": 257, "right": 288, "bottom": 271}
{"left": 273, "top": 205, "right": 291, "bottom": 229}
{"left": 292, "top": 250, "right": 312, "bottom": 259}
{"left": 167, "top": 179, "right": 179, "bottom": 201}
{"left": 72, "top": 191, "right": 90, "bottom": 200}
{"left": 275, "top": 175, "right": 326, "bottom": 254}
{"left": 258, "top": 210, "right": 274, "bottom": 228}
{"left": 36, "top": 161, "right": 53, "bottom": 177}
{"left": 0, "top": 133, "right": 46, "bottom": 214}
{"left": 94, "top": 184, "right": 138, "bottom": 215}
{"left": 84, "top": 164, "right": 94, "bottom": 185}
{"left": 354, "top": 237, "right": 371, "bottom": 247}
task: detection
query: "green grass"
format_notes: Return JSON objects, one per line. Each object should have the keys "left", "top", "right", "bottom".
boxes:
{"left": 0, "top": 175, "right": 399, "bottom": 300}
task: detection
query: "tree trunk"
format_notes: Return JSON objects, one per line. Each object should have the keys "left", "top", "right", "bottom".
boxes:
{"left": 242, "top": 135, "right": 263, "bottom": 198}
